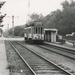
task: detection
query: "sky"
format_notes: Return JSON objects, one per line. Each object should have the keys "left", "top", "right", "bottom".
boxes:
{"left": 0, "top": 0, "right": 72, "bottom": 30}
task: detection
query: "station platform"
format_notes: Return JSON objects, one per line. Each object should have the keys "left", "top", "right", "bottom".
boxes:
{"left": 45, "top": 41, "right": 75, "bottom": 51}
{"left": 0, "top": 40, "right": 9, "bottom": 75}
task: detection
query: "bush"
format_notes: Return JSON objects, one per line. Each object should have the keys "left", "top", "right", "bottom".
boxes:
{"left": 19, "top": 30, "right": 24, "bottom": 37}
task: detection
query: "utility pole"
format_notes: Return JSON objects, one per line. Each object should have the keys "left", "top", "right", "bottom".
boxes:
{"left": 12, "top": 15, "right": 14, "bottom": 37}
{"left": 27, "top": 0, "right": 30, "bottom": 23}
{"left": 28, "top": 0, "right": 30, "bottom": 16}
{"left": 7, "top": 15, "right": 19, "bottom": 37}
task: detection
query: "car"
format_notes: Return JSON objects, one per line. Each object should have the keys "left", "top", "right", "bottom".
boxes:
{"left": 66, "top": 34, "right": 72, "bottom": 36}
{"left": 72, "top": 32, "right": 75, "bottom": 36}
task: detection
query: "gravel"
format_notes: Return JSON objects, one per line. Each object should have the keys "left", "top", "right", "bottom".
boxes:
{"left": 5, "top": 41, "right": 30, "bottom": 75}
{"left": 22, "top": 42, "right": 75, "bottom": 74}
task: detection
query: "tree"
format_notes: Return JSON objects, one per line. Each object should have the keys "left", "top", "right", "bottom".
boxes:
{"left": 8, "top": 25, "right": 25, "bottom": 36}
{"left": 0, "top": 1, "right": 6, "bottom": 27}
{"left": 30, "top": 13, "right": 44, "bottom": 21}
{"left": 0, "top": 1, "right": 6, "bottom": 8}
{"left": 19, "top": 30, "right": 24, "bottom": 37}
{"left": 0, "top": 14, "right": 6, "bottom": 24}
{"left": 14, "top": 26, "right": 22, "bottom": 36}
{"left": 0, "top": 28, "right": 3, "bottom": 33}
{"left": 8, "top": 0, "right": 75, "bottom": 36}
{"left": 43, "top": 0, "right": 75, "bottom": 35}
{"left": 8, "top": 28, "right": 13, "bottom": 35}
{"left": 60, "top": 0, "right": 75, "bottom": 34}
{"left": 26, "top": 13, "right": 44, "bottom": 27}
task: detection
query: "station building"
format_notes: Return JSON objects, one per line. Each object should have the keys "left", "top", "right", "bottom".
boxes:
{"left": 44, "top": 28, "right": 58, "bottom": 42}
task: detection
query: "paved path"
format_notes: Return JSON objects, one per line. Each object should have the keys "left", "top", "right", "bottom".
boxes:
{"left": 0, "top": 40, "right": 9, "bottom": 75}
{"left": 0, "top": 36, "right": 24, "bottom": 41}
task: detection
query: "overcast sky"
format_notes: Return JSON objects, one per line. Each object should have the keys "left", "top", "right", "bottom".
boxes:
{"left": 0, "top": 0, "right": 72, "bottom": 30}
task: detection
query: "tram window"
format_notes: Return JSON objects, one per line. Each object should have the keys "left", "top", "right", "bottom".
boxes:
{"left": 36, "top": 28, "right": 37, "bottom": 33}
{"left": 38, "top": 27, "right": 40, "bottom": 34}
{"left": 41, "top": 28, "right": 42, "bottom": 34}
{"left": 28, "top": 28, "right": 31, "bottom": 33}
{"left": 32, "top": 28, "right": 34, "bottom": 33}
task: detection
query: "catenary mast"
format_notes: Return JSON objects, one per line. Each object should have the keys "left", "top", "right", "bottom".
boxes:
{"left": 27, "top": 0, "right": 30, "bottom": 23}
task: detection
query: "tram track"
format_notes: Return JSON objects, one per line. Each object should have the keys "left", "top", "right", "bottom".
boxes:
{"left": 18, "top": 41, "right": 75, "bottom": 60}
{"left": 44, "top": 43, "right": 75, "bottom": 54}
{"left": 8, "top": 41, "right": 36, "bottom": 75}
{"left": 9, "top": 41, "right": 73, "bottom": 75}
{"left": 37, "top": 43, "right": 75, "bottom": 60}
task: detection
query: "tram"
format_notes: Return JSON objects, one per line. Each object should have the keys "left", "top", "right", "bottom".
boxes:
{"left": 24, "top": 21, "right": 44, "bottom": 43}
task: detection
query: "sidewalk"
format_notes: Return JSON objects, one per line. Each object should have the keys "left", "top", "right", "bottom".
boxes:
{"left": 0, "top": 40, "right": 9, "bottom": 75}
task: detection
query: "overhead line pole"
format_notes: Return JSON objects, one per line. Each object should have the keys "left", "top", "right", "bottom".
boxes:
{"left": 12, "top": 15, "right": 14, "bottom": 37}
{"left": 27, "top": 0, "right": 30, "bottom": 23}
{"left": 28, "top": 0, "right": 30, "bottom": 16}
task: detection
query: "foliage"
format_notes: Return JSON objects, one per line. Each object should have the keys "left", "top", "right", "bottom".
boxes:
{"left": 0, "top": 28, "right": 3, "bottom": 33}
{"left": 0, "top": 14, "right": 6, "bottom": 23}
{"left": 9, "top": 0, "right": 75, "bottom": 36}
{"left": 14, "top": 26, "right": 24, "bottom": 36}
{"left": 19, "top": 30, "right": 24, "bottom": 37}
{"left": 8, "top": 25, "right": 25, "bottom": 37}
{"left": 30, "top": 13, "right": 43, "bottom": 21}
{"left": 42, "top": 0, "right": 75, "bottom": 35}
{"left": 0, "top": 1, "right": 6, "bottom": 24}
{"left": 8, "top": 28, "right": 13, "bottom": 35}
{"left": 0, "top": 1, "right": 6, "bottom": 8}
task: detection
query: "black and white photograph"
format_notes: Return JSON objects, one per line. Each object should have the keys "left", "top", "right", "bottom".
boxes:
{"left": 0, "top": 0, "right": 75, "bottom": 75}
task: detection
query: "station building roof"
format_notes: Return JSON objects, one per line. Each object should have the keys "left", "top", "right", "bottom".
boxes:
{"left": 44, "top": 28, "right": 58, "bottom": 32}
